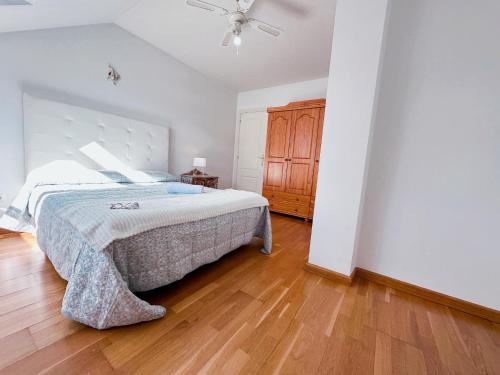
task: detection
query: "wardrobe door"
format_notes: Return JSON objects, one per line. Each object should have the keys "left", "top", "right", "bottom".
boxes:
{"left": 262, "top": 111, "right": 292, "bottom": 192}
{"left": 285, "top": 108, "right": 320, "bottom": 196}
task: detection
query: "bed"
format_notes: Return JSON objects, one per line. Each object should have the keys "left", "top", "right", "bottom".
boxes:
{"left": 0, "top": 95, "right": 271, "bottom": 329}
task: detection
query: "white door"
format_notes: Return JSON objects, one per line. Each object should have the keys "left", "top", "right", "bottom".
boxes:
{"left": 235, "top": 111, "right": 268, "bottom": 194}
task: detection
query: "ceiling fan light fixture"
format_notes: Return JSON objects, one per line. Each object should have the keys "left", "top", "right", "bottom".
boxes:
{"left": 185, "top": 0, "right": 283, "bottom": 49}
{"left": 233, "top": 35, "right": 242, "bottom": 46}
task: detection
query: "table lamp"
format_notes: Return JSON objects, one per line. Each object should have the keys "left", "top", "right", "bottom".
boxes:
{"left": 191, "top": 157, "right": 206, "bottom": 175}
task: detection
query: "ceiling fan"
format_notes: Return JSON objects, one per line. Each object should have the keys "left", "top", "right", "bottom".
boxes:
{"left": 185, "top": 0, "right": 283, "bottom": 49}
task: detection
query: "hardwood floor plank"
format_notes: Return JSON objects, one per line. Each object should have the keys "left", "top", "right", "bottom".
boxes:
{"left": 170, "top": 282, "right": 220, "bottom": 313}
{"left": 42, "top": 339, "right": 114, "bottom": 375}
{"left": 102, "top": 311, "right": 188, "bottom": 369}
{"left": 196, "top": 322, "right": 252, "bottom": 375}
{"left": 130, "top": 322, "right": 219, "bottom": 375}
{"left": 419, "top": 335, "right": 449, "bottom": 375}
{"left": 239, "top": 334, "right": 279, "bottom": 375}
{"left": 279, "top": 322, "right": 330, "bottom": 375}
{"left": 0, "top": 273, "right": 37, "bottom": 297}
{"left": 0, "top": 281, "right": 65, "bottom": 316}
{"left": 316, "top": 322, "right": 348, "bottom": 374}
{"left": 0, "top": 270, "right": 60, "bottom": 297}
{"left": 239, "top": 274, "right": 306, "bottom": 356}
{"left": 427, "top": 307, "right": 481, "bottom": 374}
{"left": 391, "top": 336, "right": 427, "bottom": 375}
{"left": 0, "top": 328, "right": 104, "bottom": 375}
{"left": 257, "top": 319, "right": 305, "bottom": 375}
{"left": 29, "top": 314, "right": 84, "bottom": 350}
{"left": 221, "top": 348, "right": 250, "bottom": 375}
{"left": 177, "top": 300, "right": 262, "bottom": 374}
{"left": 210, "top": 290, "right": 254, "bottom": 331}
{"left": 0, "top": 329, "right": 37, "bottom": 369}
{"left": 449, "top": 309, "right": 500, "bottom": 375}
{"left": 0, "top": 213, "right": 498, "bottom": 375}
{"left": 374, "top": 331, "right": 392, "bottom": 375}
{"left": 0, "top": 296, "right": 63, "bottom": 339}
{"left": 0, "top": 260, "right": 53, "bottom": 283}
{"left": 0, "top": 235, "right": 36, "bottom": 251}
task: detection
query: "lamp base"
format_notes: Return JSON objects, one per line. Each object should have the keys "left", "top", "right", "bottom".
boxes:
{"left": 186, "top": 168, "right": 205, "bottom": 176}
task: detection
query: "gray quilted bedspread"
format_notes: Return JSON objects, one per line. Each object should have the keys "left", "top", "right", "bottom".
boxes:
{"left": 35, "top": 188, "right": 271, "bottom": 329}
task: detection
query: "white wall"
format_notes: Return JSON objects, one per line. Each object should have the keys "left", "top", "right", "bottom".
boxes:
{"left": 233, "top": 77, "right": 329, "bottom": 187}
{"left": 309, "top": 0, "right": 389, "bottom": 275}
{"left": 357, "top": 0, "right": 500, "bottom": 310}
{"left": 0, "top": 24, "right": 237, "bottom": 208}
{"left": 237, "top": 78, "right": 328, "bottom": 111}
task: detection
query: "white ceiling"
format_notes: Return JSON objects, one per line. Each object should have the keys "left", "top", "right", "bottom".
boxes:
{"left": 116, "top": 0, "right": 336, "bottom": 91}
{"left": 0, "top": 0, "right": 140, "bottom": 33}
{"left": 0, "top": 0, "right": 336, "bottom": 91}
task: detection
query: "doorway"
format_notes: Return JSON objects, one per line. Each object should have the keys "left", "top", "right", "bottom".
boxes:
{"left": 234, "top": 110, "right": 268, "bottom": 194}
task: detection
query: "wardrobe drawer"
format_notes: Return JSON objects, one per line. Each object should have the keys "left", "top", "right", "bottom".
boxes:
{"left": 263, "top": 190, "right": 311, "bottom": 218}
{"left": 263, "top": 190, "right": 310, "bottom": 205}
{"left": 268, "top": 200, "right": 310, "bottom": 217}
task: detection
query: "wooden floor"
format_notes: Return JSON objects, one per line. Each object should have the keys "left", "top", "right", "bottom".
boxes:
{"left": 0, "top": 214, "right": 499, "bottom": 375}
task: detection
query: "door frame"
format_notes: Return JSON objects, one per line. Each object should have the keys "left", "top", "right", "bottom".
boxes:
{"left": 232, "top": 108, "right": 268, "bottom": 191}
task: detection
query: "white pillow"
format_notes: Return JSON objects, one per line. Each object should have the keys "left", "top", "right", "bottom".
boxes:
{"left": 26, "top": 160, "right": 113, "bottom": 186}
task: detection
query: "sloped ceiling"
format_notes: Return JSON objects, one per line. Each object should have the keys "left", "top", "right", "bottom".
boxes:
{"left": 0, "top": 0, "right": 335, "bottom": 91}
{"left": 116, "top": 0, "right": 335, "bottom": 90}
{"left": 0, "top": 0, "right": 140, "bottom": 33}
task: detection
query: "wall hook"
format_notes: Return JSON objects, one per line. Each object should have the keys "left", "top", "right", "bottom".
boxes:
{"left": 107, "top": 64, "right": 121, "bottom": 85}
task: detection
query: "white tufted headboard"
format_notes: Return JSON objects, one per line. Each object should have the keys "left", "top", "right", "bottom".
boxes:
{"left": 23, "top": 94, "right": 169, "bottom": 175}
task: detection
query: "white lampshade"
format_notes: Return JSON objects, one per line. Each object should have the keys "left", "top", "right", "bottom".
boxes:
{"left": 193, "top": 157, "right": 206, "bottom": 168}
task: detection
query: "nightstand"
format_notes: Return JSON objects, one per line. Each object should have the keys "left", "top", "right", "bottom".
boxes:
{"left": 180, "top": 174, "right": 219, "bottom": 188}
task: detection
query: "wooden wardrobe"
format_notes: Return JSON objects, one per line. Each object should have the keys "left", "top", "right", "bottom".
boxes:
{"left": 262, "top": 99, "right": 325, "bottom": 220}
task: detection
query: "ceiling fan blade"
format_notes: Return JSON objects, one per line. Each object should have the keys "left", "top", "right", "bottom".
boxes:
{"left": 248, "top": 18, "right": 283, "bottom": 37}
{"left": 238, "top": 0, "right": 256, "bottom": 12}
{"left": 185, "top": 0, "right": 228, "bottom": 15}
{"left": 221, "top": 29, "right": 233, "bottom": 47}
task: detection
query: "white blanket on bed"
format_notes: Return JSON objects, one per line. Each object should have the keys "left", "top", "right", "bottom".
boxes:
{"left": 39, "top": 187, "right": 269, "bottom": 252}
